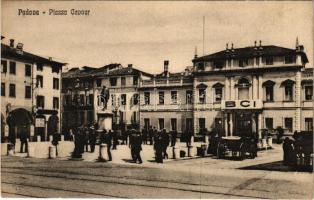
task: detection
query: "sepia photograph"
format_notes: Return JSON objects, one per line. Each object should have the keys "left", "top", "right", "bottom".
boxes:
{"left": 1, "top": 0, "right": 313, "bottom": 199}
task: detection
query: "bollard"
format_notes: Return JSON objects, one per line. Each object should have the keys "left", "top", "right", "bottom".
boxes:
{"left": 49, "top": 146, "right": 57, "bottom": 159}
{"left": 267, "top": 137, "right": 273, "bottom": 148}
{"left": 49, "top": 135, "right": 53, "bottom": 142}
{"left": 61, "top": 135, "right": 65, "bottom": 141}
{"left": 99, "top": 144, "right": 108, "bottom": 161}
{"left": 172, "top": 146, "right": 180, "bottom": 159}
{"left": 7, "top": 143, "right": 15, "bottom": 156}
{"left": 187, "top": 145, "right": 196, "bottom": 157}
{"left": 262, "top": 138, "right": 267, "bottom": 149}
{"left": 37, "top": 135, "right": 41, "bottom": 142}
{"left": 27, "top": 144, "right": 35, "bottom": 158}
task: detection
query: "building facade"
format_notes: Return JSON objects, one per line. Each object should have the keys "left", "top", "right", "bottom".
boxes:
{"left": 1, "top": 38, "right": 65, "bottom": 142}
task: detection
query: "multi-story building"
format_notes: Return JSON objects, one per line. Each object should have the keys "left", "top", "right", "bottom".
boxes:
{"left": 1, "top": 38, "right": 65, "bottom": 142}
{"left": 61, "top": 66, "right": 96, "bottom": 135}
{"left": 139, "top": 61, "right": 194, "bottom": 134}
{"left": 191, "top": 41, "right": 312, "bottom": 139}
{"left": 92, "top": 64, "right": 153, "bottom": 130}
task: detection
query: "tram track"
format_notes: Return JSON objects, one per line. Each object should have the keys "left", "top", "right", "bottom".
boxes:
{"left": 2, "top": 167, "right": 300, "bottom": 199}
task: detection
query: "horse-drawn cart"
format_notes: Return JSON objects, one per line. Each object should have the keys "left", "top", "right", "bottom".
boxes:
{"left": 216, "top": 136, "right": 257, "bottom": 160}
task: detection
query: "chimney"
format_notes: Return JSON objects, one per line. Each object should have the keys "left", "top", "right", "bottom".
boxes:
{"left": 194, "top": 46, "right": 198, "bottom": 58}
{"left": 164, "top": 60, "right": 169, "bottom": 73}
{"left": 231, "top": 43, "right": 234, "bottom": 52}
{"left": 128, "top": 64, "right": 132, "bottom": 68}
{"left": 226, "top": 43, "right": 229, "bottom": 52}
{"left": 259, "top": 40, "right": 263, "bottom": 50}
{"left": 9, "top": 39, "right": 14, "bottom": 48}
{"left": 16, "top": 43, "right": 23, "bottom": 51}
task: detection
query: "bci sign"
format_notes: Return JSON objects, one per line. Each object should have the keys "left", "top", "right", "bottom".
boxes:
{"left": 221, "top": 100, "right": 263, "bottom": 109}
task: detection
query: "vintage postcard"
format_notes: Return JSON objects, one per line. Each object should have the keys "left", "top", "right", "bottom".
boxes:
{"left": 1, "top": 0, "right": 313, "bottom": 199}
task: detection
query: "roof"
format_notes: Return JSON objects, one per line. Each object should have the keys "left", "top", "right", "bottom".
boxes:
{"left": 193, "top": 45, "right": 309, "bottom": 63}
{"left": 92, "top": 64, "right": 153, "bottom": 78}
{"left": 62, "top": 66, "right": 97, "bottom": 79}
{"left": 1, "top": 43, "right": 66, "bottom": 68}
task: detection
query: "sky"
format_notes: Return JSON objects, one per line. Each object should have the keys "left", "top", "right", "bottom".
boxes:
{"left": 2, "top": 1, "right": 313, "bottom": 74}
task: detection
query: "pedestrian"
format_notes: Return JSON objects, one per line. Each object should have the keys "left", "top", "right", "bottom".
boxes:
{"left": 162, "top": 129, "right": 169, "bottom": 159}
{"left": 148, "top": 126, "right": 154, "bottom": 145}
{"left": 112, "top": 129, "right": 118, "bottom": 150}
{"left": 171, "top": 130, "right": 177, "bottom": 146}
{"left": 20, "top": 125, "right": 28, "bottom": 153}
{"left": 154, "top": 132, "right": 163, "bottom": 163}
{"left": 153, "top": 127, "right": 158, "bottom": 145}
{"left": 129, "top": 129, "right": 137, "bottom": 162}
{"left": 142, "top": 128, "right": 147, "bottom": 145}
{"left": 276, "top": 126, "right": 284, "bottom": 144}
{"left": 133, "top": 131, "right": 143, "bottom": 164}
{"left": 84, "top": 126, "right": 89, "bottom": 152}
{"left": 186, "top": 131, "right": 192, "bottom": 147}
{"left": 89, "top": 126, "right": 96, "bottom": 153}
{"left": 52, "top": 132, "right": 60, "bottom": 156}
{"left": 122, "top": 129, "right": 128, "bottom": 145}
{"left": 101, "top": 129, "right": 112, "bottom": 161}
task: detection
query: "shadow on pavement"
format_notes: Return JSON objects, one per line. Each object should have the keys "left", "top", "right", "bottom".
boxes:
{"left": 239, "top": 161, "right": 313, "bottom": 173}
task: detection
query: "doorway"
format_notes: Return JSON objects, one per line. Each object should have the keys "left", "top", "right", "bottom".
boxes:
{"left": 234, "top": 112, "right": 252, "bottom": 137}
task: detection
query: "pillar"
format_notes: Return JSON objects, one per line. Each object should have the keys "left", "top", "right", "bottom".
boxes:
{"left": 258, "top": 113, "right": 262, "bottom": 139}
{"left": 229, "top": 113, "right": 233, "bottom": 136}
{"left": 230, "top": 77, "right": 235, "bottom": 100}
{"left": 295, "top": 71, "right": 302, "bottom": 131}
{"left": 224, "top": 113, "right": 228, "bottom": 136}
{"left": 252, "top": 75, "right": 258, "bottom": 99}
{"left": 258, "top": 75, "right": 263, "bottom": 100}
{"left": 224, "top": 78, "right": 230, "bottom": 100}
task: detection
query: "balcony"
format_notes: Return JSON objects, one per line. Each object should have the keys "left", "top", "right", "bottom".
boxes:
{"left": 140, "top": 103, "right": 193, "bottom": 111}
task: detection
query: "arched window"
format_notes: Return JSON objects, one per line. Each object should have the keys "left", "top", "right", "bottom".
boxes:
{"left": 212, "top": 82, "right": 224, "bottom": 102}
{"left": 237, "top": 78, "right": 250, "bottom": 100}
{"left": 262, "top": 80, "right": 275, "bottom": 102}
{"left": 281, "top": 79, "right": 295, "bottom": 101}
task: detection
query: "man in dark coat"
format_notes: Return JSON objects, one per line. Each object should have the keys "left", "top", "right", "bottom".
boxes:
{"left": 84, "top": 126, "right": 89, "bottom": 152}
{"left": 276, "top": 126, "right": 284, "bottom": 144}
{"left": 20, "top": 125, "right": 28, "bottom": 153}
{"left": 52, "top": 132, "right": 60, "bottom": 156}
{"left": 142, "top": 129, "right": 148, "bottom": 145}
{"left": 111, "top": 129, "right": 118, "bottom": 150}
{"left": 162, "top": 129, "right": 170, "bottom": 159}
{"left": 89, "top": 126, "right": 96, "bottom": 153}
{"left": 130, "top": 130, "right": 142, "bottom": 163}
{"left": 148, "top": 126, "right": 154, "bottom": 145}
{"left": 171, "top": 130, "right": 177, "bottom": 147}
{"left": 101, "top": 130, "right": 112, "bottom": 161}
{"left": 154, "top": 132, "right": 163, "bottom": 163}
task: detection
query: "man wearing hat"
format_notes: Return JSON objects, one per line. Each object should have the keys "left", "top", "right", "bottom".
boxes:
{"left": 89, "top": 125, "right": 96, "bottom": 153}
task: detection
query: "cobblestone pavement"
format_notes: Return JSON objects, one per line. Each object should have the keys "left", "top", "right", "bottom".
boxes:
{"left": 1, "top": 144, "right": 313, "bottom": 198}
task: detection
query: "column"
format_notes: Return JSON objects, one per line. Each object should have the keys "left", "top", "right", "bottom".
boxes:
{"left": 295, "top": 71, "right": 302, "bottom": 131}
{"left": 258, "top": 75, "right": 263, "bottom": 100}
{"left": 230, "top": 77, "right": 235, "bottom": 100}
{"left": 231, "top": 59, "right": 234, "bottom": 68}
{"left": 252, "top": 75, "right": 258, "bottom": 99}
{"left": 224, "top": 113, "right": 228, "bottom": 136}
{"left": 224, "top": 78, "right": 229, "bottom": 100}
{"left": 229, "top": 113, "right": 233, "bottom": 136}
{"left": 257, "top": 113, "right": 262, "bottom": 139}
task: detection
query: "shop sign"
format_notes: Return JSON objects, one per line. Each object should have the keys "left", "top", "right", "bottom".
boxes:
{"left": 221, "top": 100, "right": 263, "bottom": 109}
{"left": 35, "top": 118, "right": 45, "bottom": 127}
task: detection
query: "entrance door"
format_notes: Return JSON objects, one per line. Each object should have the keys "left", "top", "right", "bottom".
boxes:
{"left": 234, "top": 112, "right": 252, "bottom": 137}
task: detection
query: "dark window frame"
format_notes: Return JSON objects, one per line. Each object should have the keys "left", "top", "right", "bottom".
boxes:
{"left": 36, "top": 75, "right": 44, "bottom": 88}
{"left": 144, "top": 92, "right": 150, "bottom": 105}
{"left": 25, "top": 85, "right": 31, "bottom": 99}
{"left": 53, "top": 97, "right": 59, "bottom": 109}
{"left": 110, "top": 77, "right": 117, "bottom": 86}
{"left": 304, "top": 85, "right": 313, "bottom": 101}
{"left": 265, "top": 118, "right": 273, "bottom": 129}
{"left": 121, "top": 94, "right": 126, "bottom": 105}
{"left": 186, "top": 90, "right": 193, "bottom": 104}
{"left": 9, "top": 61, "right": 16, "bottom": 75}
{"left": 284, "top": 118, "right": 293, "bottom": 132}
{"left": 265, "top": 56, "right": 273, "bottom": 65}
{"left": 53, "top": 78, "right": 59, "bottom": 90}
{"left": 36, "top": 95, "right": 45, "bottom": 108}
{"left": 121, "top": 77, "right": 126, "bottom": 86}
{"left": 1, "top": 82, "right": 5, "bottom": 96}
{"left": 37, "top": 63, "right": 43, "bottom": 71}
{"left": 158, "top": 91, "right": 165, "bottom": 105}
{"left": 9, "top": 84, "right": 16, "bottom": 97}
{"left": 265, "top": 85, "right": 274, "bottom": 102}
{"left": 25, "top": 64, "right": 32, "bottom": 77}
{"left": 1, "top": 60, "right": 7, "bottom": 73}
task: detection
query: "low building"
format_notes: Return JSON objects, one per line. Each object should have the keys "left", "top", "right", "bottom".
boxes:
{"left": 1, "top": 38, "right": 65, "bottom": 142}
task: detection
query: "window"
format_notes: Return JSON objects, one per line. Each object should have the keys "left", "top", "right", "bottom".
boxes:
{"left": 53, "top": 78, "right": 59, "bottom": 90}
{"left": 284, "top": 118, "right": 293, "bottom": 132}
{"left": 52, "top": 67, "right": 59, "bottom": 74}
{"left": 256, "top": 57, "right": 260, "bottom": 66}
{"left": 305, "top": 118, "right": 313, "bottom": 132}
{"left": 1, "top": 60, "right": 7, "bottom": 73}
{"left": 214, "top": 118, "right": 222, "bottom": 129}
{"left": 304, "top": 85, "right": 313, "bottom": 101}
{"left": 159, "top": 91, "right": 164, "bottom": 104}
{"left": 186, "top": 90, "right": 193, "bottom": 104}
{"left": 214, "top": 60, "right": 224, "bottom": 68}
{"left": 186, "top": 118, "right": 193, "bottom": 132}
{"left": 171, "top": 118, "right": 177, "bottom": 131}
{"left": 36, "top": 75, "right": 43, "bottom": 88}
{"left": 215, "top": 87, "right": 223, "bottom": 102}
{"left": 199, "top": 89, "right": 206, "bottom": 104}
{"left": 284, "top": 55, "right": 295, "bottom": 64}
{"left": 110, "top": 77, "right": 117, "bottom": 86}
{"left": 284, "top": 85, "right": 293, "bottom": 101}
{"left": 238, "top": 78, "right": 250, "bottom": 100}
{"left": 158, "top": 118, "right": 164, "bottom": 130}
{"left": 171, "top": 91, "right": 177, "bottom": 104}
{"left": 53, "top": 97, "right": 59, "bottom": 109}
{"left": 88, "top": 94, "right": 93, "bottom": 105}
{"left": 199, "top": 118, "right": 205, "bottom": 130}
{"left": 133, "top": 94, "right": 139, "bottom": 105}
{"left": 36, "top": 95, "right": 45, "bottom": 108}
{"left": 9, "top": 84, "right": 15, "bottom": 97}
{"left": 144, "top": 92, "right": 150, "bottom": 105}
{"left": 79, "top": 94, "right": 85, "bottom": 105}
{"left": 265, "top": 118, "right": 273, "bottom": 129}
{"left": 133, "top": 76, "right": 138, "bottom": 86}
{"left": 1, "top": 83, "right": 5, "bottom": 96}
{"left": 25, "top": 64, "right": 31, "bottom": 76}
{"left": 239, "top": 59, "right": 248, "bottom": 67}
{"left": 265, "top": 85, "right": 274, "bottom": 101}
{"left": 25, "top": 86, "right": 31, "bottom": 99}
{"left": 96, "top": 79, "right": 101, "bottom": 87}
{"left": 265, "top": 57, "right": 273, "bottom": 65}
{"left": 197, "top": 62, "right": 204, "bottom": 71}
{"left": 227, "top": 59, "right": 232, "bottom": 67}
{"left": 121, "top": 94, "right": 126, "bottom": 105}
{"left": 37, "top": 63, "right": 43, "bottom": 71}
{"left": 121, "top": 77, "right": 126, "bottom": 86}
{"left": 144, "top": 118, "right": 150, "bottom": 130}
{"left": 9, "top": 61, "right": 16, "bottom": 74}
